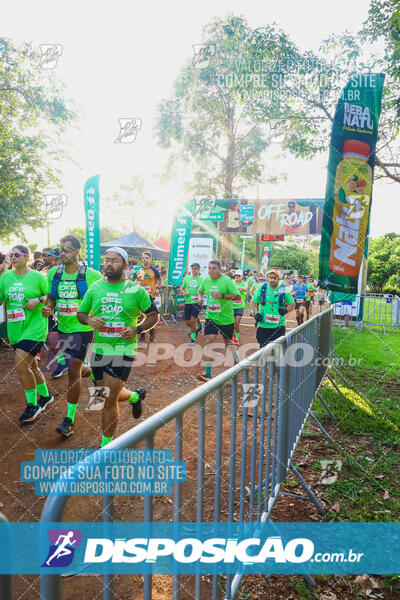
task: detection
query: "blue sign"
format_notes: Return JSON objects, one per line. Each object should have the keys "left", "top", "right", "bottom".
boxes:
{"left": 240, "top": 204, "right": 255, "bottom": 224}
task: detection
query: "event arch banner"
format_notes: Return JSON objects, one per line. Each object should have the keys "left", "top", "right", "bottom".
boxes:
{"left": 167, "top": 200, "right": 194, "bottom": 286}
{"left": 318, "top": 73, "right": 385, "bottom": 293}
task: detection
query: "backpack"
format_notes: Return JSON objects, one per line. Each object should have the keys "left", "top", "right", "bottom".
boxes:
{"left": 259, "top": 283, "right": 286, "bottom": 308}
{"left": 50, "top": 264, "right": 88, "bottom": 300}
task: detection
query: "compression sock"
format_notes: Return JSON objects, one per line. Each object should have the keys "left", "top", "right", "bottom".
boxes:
{"left": 232, "top": 349, "right": 239, "bottom": 364}
{"left": 57, "top": 354, "right": 66, "bottom": 365}
{"left": 36, "top": 381, "right": 49, "bottom": 398}
{"left": 128, "top": 391, "right": 140, "bottom": 404}
{"left": 190, "top": 332, "right": 196, "bottom": 341}
{"left": 205, "top": 362, "right": 212, "bottom": 377}
{"left": 24, "top": 388, "right": 37, "bottom": 406}
{"left": 101, "top": 435, "right": 113, "bottom": 447}
{"left": 67, "top": 402, "right": 78, "bottom": 423}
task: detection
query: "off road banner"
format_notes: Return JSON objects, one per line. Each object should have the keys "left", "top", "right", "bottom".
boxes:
{"left": 319, "top": 73, "right": 384, "bottom": 293}
{"left": 168, "top": 200, "right": 193, "bottom": 286}
{"left": 84, "top": 174, "right": 101, "bottom": 270}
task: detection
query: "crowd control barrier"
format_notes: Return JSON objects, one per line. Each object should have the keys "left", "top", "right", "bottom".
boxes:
{"left": 332, "top": 293, "right": 400, "bottom": 333}
{"left": 40, "top": 308, "right": 333, "bottom": 600}
{"left": 0, "top": 512, "right": 12, "bottom": 600}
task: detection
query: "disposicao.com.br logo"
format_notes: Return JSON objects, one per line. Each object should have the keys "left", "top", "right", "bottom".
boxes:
{"left": 42, "top": 529, "right": 82, "bottom": 567}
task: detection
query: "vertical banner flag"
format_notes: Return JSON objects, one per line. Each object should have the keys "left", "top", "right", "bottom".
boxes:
{"left": 84, "top": 175, "right": 101, "bottom": 271}
{"left": 168, "top": 200, "right": 194, "bottom": 286}
{"left": 319, "top": 73, "right": 384, "bottom": 293}
{"left": 261, "top": 242, "right": 272, "bottom": 272}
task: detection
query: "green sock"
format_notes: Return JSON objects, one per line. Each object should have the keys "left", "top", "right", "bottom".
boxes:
{"left": 24, "top": 388, "right": 37, "bottom": 406}
{"left": 36, "top": 381, "right": 49, "bottom": 398}
{"left": 67, "top": 402, "right": 77, "bottom": 423}
{"left": 190, "top": 332, "right": 196, "bottom": 341}
{"left": 205, "top": 362, "right": 212, "bottom": 377}
{"left": 101, "top": 435, "right": 113, "bottom": 447}
{"left": 128, "top": 390, "right": 139, "bottom": 404}
{"left": 57, "top": 354, "right": 66, "bottom": 365}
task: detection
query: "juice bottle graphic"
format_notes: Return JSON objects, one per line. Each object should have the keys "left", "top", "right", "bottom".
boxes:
{"left": 329, "top": 139, "right": 372, "bottom": 278}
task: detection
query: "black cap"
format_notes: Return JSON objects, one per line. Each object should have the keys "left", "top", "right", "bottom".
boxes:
{"left": 191, "top": 263, "right": 201, "bottom": 269}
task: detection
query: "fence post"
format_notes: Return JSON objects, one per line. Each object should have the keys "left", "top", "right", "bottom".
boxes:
{"left": 277, "top": 339, "right": 290, "bottom": 485}
{"left": 0, "top": 512, "right": 11, "bottom": 600}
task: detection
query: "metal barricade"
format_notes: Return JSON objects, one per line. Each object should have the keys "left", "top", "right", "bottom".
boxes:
{"left": 0, "top": 512, "right": 12, "bottom": 600}
{"left": 40, "top": 308, "right": 333, "bottom": 600}
{"left": 332, "top": 293, "right": 400, "bottom": 333}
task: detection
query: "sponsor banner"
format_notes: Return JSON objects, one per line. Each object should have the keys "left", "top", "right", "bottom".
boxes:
{"left": 192, "top": 198, "right": 323, "bottom": 235}
{"left": 168, "top": 201, "right": 193, "bottom": 286}
{"left": 84, "top": 174, "right": 101, "bottom": 270}
{"left": 0, "top": 522, "right": 399, "bottom": 574}
{"left": 188, "top": 237, "right": 214, "bottom": 277}
{"left": 319, "top": 73, "right": 385, "bottom": 293}
{"left": 261, "top": 242, "right": 272, "bottom": 272}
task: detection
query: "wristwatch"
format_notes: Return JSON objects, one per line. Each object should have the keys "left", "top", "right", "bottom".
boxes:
{"left": 220, "top": 294, "right": 226, "bottom": 300}
{"left": 38, "top": 296, "right": 44, "bottom": 303}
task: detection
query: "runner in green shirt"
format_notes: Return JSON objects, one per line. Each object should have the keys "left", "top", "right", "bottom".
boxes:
{"left": 232, "top": 270, "right": 247, "bottom": 346}
{"left": 251, "top": 267, "right": 295, "bottom": 348}
{"left": 179, "top": 263, "right": 203, "bottom": 346}
{"left": 42, "top": 234, "right": 103, "bottom": 437}
{"left": 305, "top": 277, "right": 317, "bottom": 320}
{"left": 78, "top": 247, "right": 159, "bottom": 447}
{"left": 197, "top": 259, "right": 241, "bottom": 382}
{"left": 0, "top": 245, "right": 53, "bottom": 423}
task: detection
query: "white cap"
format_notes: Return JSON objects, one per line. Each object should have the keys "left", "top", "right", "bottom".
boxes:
{"left": 105, "top": 247, "right": 128, "bottom": 263}
{"left": 235, "top": 269, "right": 243, "bottom": 276}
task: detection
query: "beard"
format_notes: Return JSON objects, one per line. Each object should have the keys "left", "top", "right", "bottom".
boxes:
{"left": 106, "top": 267, "right": 124, "bottom": 281}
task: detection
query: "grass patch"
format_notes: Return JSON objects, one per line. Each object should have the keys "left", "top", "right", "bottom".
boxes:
{"left": 316, "top": 328, "right": 400, "bottom": 522}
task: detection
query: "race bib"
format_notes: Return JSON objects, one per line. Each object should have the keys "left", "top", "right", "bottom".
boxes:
{"left": 264, "top": 313, "right": 280, "bottom": 324}
{"left": 98, "top": 321, "right": 125, "bottom": 337}
{"left": 208, "top": 303, "right": 221, "bottom": 313}
{"left": 233, "top": 298, "right": 242, "bottom": 305}
{"left": 296, "top": 299, "right": 304, "bottom": 304}
{"left": 191, "top": 294, "right": 199, "bottom": 302}
{"left": 154, "top": 296, "right": 162, "bottom": 308}
{"left": 144, "top": 285, "right": 151, "bottom": 293}
{"left": 58, "top": 301, "right": 79, "bottom": 316}
{"left": 7, "top": 308, "right": 25, "bottom": 322}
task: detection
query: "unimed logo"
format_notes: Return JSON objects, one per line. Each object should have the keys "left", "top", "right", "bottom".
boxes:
{"left": 42, "top": 529, "right": 82, "bottom": 567}
{"left": 83, "top": 536, "right": 314, "bottom": 564}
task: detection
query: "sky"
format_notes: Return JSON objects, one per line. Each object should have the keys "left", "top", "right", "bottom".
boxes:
{"left": 2, "top": 0, "right": 399, "bottom": 250}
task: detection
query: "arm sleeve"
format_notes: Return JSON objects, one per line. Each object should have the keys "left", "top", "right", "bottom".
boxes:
{"left": 39, "top": 273, "right": 48, "bottom": 296}
{"left": 138, "top": 287, "right": 152, "bottom": 312}
{"left": 77, "top": 287, "right": 93, "bottom": 314}
{"left": 285, "top": 292, "right": 293, "bottom": 304}
{"left": 151, "top": 266, "right": 161, "bottom": 280}
{"left": 252, "top": 285, "right": 261, "bottom": 304}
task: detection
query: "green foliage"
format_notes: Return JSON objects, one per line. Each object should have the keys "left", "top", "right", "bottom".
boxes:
{"left": 155, "top": 16, "right": 287, "bottom": 197}
{"left": 0, "top": 38, "right": 76, "bottom": 241}
{"left": 270, "top": 243, "right": 312, "bottom": 274}
{"left": 367, "top": 233, "right": 400, "bottom": 291}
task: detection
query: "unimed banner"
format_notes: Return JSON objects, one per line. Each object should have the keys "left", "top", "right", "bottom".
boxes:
{"left": 84, "top": 174, "right": 101, "bottom": 271}
{"left": 168, "top": 201, "right": 193, "bottom": 286}
{"left": 319, "top": 73, "right": 384, "bottom": 293}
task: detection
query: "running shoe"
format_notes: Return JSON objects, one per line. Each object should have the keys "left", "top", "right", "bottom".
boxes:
{"left": 51, "top": 363, "right": 68, "bottom": 378}
{"left": 19, "top": 404, "right": 42, "bottom": 423}
{"left": 188, "top": 339, "right": 196, "bottom": 346}
{"left": 38, "top": 394, "right": 54, "bottom": 411}
{"left": 56, "top": 417, "right": 74, "bottom": 437}
{"left": 131, "top": 387, "right": 146, "bottom": 419}
{"left": 197, "top": 373, "right": 212, "bottom": 382}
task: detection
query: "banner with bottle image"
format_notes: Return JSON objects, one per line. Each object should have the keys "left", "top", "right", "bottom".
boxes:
{"left": 318, "top": 73, "right": 385, "bottom": 293}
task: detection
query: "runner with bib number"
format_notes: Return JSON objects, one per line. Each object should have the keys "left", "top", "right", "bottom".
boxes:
{"left": 0, "top": 245, "right": 53, "bottom": 423}
{"left": 78, "top": 247, "right": 159, "bottom": 447}
{"left": 251, "top": 268, "right": 295, "bottom": 349}
{"left": 292, "top": 275, "right": 309, "bottom": 326}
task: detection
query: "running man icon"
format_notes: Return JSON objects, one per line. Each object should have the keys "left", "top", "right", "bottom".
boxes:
{"left": 42, "top": 529, "right": 82, "bottom": 568}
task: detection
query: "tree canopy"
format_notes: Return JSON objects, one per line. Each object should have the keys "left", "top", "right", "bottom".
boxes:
{"left": 0, "top": 38, "right": 76, "bottom": 241}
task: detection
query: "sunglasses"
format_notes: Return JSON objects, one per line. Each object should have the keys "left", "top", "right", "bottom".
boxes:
{"left": 59, "top": 246, "right": 75, "bottom": 253}
{"left": 10, "top": 252, "right": 27, "bottom": 258}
